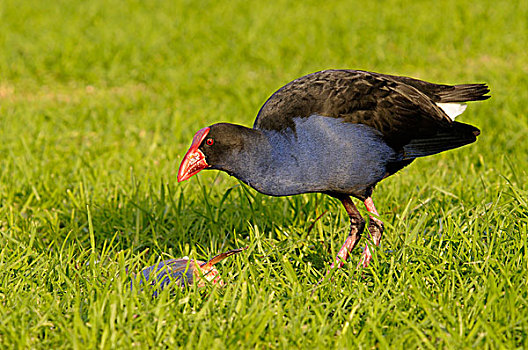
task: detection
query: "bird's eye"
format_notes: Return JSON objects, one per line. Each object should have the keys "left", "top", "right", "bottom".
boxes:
{"left": 206, "top": 138, "right": 214, "bottom": 146}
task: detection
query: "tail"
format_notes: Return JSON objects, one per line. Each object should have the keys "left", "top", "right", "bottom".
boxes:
{"left": 382, "top": 73, "right": 490, "bottom": 103}
{"left": 434, "top": 83, "right": 490, "bottom": 120}
{"left": 435, "top": 83, "right": 490, "bottom": 103}
{"left": 380, "top": 75, "right": 488, "bottom": 164}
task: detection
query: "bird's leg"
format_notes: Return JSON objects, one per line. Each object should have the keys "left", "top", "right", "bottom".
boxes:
{"left": 330, "top": 196, "right": 366, "bottom": 269}
{"left": 361, "top": 197, "right": 384, "bottom": 267}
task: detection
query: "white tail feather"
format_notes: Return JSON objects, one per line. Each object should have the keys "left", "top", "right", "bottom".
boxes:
{"left": 436, "top": 103, "right": 467, "bottom": 121}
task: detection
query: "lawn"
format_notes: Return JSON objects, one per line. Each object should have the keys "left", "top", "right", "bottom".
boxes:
{"left": 1, "top": 0, "right": 527, "bottom": 348}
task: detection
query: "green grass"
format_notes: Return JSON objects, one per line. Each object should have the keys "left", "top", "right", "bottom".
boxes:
{"left": 1, "top": 0, "right": 527, "bottom": 348}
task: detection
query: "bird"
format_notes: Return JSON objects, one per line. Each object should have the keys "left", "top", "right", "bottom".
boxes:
{"left": 177, "top": 69, "right": 490, "bottom": 270}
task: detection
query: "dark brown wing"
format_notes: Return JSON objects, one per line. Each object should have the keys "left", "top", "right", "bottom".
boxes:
{"left": 253, "top": 70, "right": 486, "bottom": 150}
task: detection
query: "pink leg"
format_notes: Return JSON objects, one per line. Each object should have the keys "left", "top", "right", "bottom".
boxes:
{"left": 361, "top": 197, "right": 384, "bottom": 267}
{"left": 330, "top": 197, "right": 366, "bottom": 269}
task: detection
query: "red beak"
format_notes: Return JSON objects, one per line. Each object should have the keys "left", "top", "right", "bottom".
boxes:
{"left": 177, "top": 127, "right": 211, "bottom": 182}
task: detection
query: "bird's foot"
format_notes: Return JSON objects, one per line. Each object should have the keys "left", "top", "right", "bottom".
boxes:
{"left": 360, "top": 243, "right": 373, "bottom": 268}
{"left": 313, "top": 252, "right": 347, "bottom": 291}
{"left": 319, "top": 256, "right": 345, "bottom": 282}
{"left": 313, "top": 196, "right": 366, "bottom": 292}
{"left": 312, "top": 263, "right": 336, "bottom": 295}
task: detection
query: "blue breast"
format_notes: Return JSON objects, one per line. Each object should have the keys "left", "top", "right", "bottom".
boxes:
{"left": 241, "top": 115, "right": 398, "bottom": 197}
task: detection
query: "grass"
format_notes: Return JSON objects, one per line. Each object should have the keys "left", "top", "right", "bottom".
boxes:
{"left": 1, "top": 0, "right": 527, "bottom": 348}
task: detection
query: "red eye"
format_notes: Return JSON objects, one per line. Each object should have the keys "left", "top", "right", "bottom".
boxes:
{"left": 206, "top": 138, "right": 214, "bottom": 146}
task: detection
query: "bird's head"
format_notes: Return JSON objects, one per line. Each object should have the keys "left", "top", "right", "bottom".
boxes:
{"left": 177, "top": 123, "right": 254, "bottom": 182}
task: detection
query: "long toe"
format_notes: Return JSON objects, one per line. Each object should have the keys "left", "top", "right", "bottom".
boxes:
{"left": 360, "top": 243, "right": 373, "bottom": 267}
